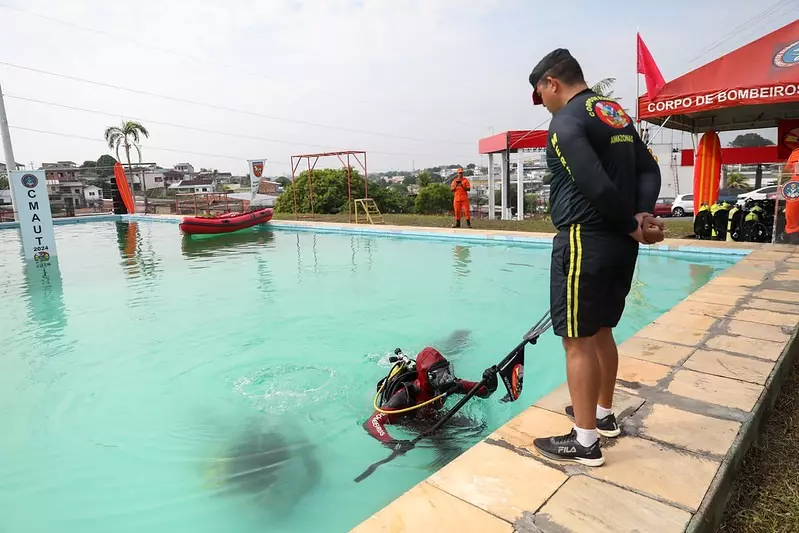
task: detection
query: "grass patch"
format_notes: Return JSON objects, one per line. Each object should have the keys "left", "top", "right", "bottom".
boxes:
{"left": 272, "top": 213, "right": 697, "bottom": 238}
{"left": 718, "top": 354, "right": 799, "bottom": 533}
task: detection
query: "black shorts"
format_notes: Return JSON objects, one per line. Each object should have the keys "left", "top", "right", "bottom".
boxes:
{"left": 550, "top": 224, "right": 639, "bottom": 338}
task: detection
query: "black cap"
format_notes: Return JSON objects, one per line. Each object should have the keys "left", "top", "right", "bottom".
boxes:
{"left": 529, "top": 48, "right": 574, "bottom": 104}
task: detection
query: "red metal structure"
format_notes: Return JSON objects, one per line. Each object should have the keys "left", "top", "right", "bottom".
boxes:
{"left": 290, "top": 150, "right": 368, "bottom": 222}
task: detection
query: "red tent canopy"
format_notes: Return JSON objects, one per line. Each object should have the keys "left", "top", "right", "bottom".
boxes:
{"left": 639, "top": 20, "right": 799, "bottom": 133}
{"left": 478, "top": 130, "right": 548, "bottom": 154}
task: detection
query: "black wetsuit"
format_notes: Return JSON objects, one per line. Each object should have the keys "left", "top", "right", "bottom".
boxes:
{"left": 546, "top": 89, "right": 661, "bottom": 338}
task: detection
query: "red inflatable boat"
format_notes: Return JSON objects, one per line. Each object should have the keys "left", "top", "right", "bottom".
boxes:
{"left": 179, "top": 208, "right": 274, "bottom": 235}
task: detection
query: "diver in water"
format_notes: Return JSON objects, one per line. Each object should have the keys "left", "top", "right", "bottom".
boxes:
{"left": 363, "top": 346, "right": 498, "bottom": 449}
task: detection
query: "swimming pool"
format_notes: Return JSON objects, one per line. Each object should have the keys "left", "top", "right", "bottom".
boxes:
{"left": 0, "top": 220, "right": 738, "bottom": 533}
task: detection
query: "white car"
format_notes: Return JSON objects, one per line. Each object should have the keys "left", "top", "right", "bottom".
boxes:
{"left": 670, "top": 194, "right": 694, "bottom": 217}
{"left": 737, "top": 185, "right": 779, "bottom": 205}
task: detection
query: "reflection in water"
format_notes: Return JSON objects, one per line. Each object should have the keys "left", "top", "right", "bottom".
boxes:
{"left": 453, "top": 245, "right": 472, "bottom": 277}
{"left": 116, "top": 222, "right": 162, "bottom": 282}
{"left": 688, "top": 263, "right": 715, "bottom": 293}
{"left": 349, "top": 236, "right": 375, "bottom": 272}
{"left": 180, "top": 226, "right": 276, "bottom": 259}
{"left": 203, "top": 416, "right": 320, "bottom": 520}
{"left": 22, "top": 258, "right": 67, "bottom": 342}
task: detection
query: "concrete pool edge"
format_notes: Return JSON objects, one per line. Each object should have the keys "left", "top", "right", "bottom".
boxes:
{"left": 0, "top": 214, "right": 754, "bottom": 257}
{"left": 114, "top": 214, "right": 752, "bottom": 257}
{"left": 350, "top": 245, "right": 799, "bottom": 533}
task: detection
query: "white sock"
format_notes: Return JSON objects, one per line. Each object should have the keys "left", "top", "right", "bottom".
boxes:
{"left": 573, "top": 425, "right": 598, "bottom": 447}
{"left": 596, "top": 405, "right": 613, "bottom": 419}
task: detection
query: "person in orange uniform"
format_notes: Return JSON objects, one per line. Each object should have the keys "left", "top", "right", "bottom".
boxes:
{"left": 450, "top": 168, "right": 472, "bottom": 228}
{"left": 784, "top": 149, "right": 799, "bottom": 244}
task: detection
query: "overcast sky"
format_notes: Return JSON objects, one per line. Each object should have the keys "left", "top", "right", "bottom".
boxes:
{"left": 0, "top": 0, "right": 794, "bottom": 176}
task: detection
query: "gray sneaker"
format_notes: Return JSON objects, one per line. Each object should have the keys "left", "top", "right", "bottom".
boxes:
{"left": 565, "top": 405, "right": 621, "bottom": 438}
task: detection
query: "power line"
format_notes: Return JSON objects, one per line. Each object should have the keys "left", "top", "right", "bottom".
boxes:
{"left": 3, "top": 93, "right": 476, "bottom": 160}
{"left": 8, "top": 124, "right": 272, "bottom": 164}
{"left": 0, "top": 60, "right": 473, "bottom": 146}
{"left": 684, "top": 0, "right": 795, "bottom": 68}
{"left": 0, "top": 2, "right": 489, "bottom": 131}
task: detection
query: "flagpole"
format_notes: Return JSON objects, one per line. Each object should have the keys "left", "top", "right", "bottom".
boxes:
{"left": 635, "top": 28, "right": 640, "bottom": 134}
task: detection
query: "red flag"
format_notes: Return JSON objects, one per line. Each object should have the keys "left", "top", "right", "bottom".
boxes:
{"left": 637, "top": 33, "right": 666, "bottom": 98}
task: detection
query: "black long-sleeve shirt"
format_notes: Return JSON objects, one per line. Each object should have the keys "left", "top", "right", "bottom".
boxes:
{"left": 546, "top": 89, "right": 661, "bottom": 234}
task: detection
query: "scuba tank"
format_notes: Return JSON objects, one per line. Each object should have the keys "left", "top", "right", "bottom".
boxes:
{"left": 743, "top": 204, "right": 768, "bottom": 242}
{"left": 694, "top": 204, "right": 713, "bottom": 239}
{"left": 375, "top": 350, "right": 418, "bottom": 407}
{"left": 713, "top": 202, "right": 730, "bottom": 241}
{"left": 727, "top": 205, "right": 743, "bottom": 241}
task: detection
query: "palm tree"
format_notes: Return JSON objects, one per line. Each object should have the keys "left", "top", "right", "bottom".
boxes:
{"left": 591, "top": 77, "right": 618, "bottom": 100}
{"left": 725, "top": 172, "right": 750, "bottom": 191}
{"left": 104, "top": 120, "right": 150, "bottom": 211}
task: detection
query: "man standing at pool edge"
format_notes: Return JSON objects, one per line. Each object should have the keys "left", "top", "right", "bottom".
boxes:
{"left": 528, "top": 48, "right": 664, "bottom": 466}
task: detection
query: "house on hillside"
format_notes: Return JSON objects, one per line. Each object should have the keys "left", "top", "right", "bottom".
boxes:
{"left": 169, "top": 178, "right": 216, "bottom": 193}
{"left": 258, "top": 180, "right": 282, "bottom": 194}
{"left": 174, "top": 163, "right": 195, "bottom": 174}
{"left": 41, "top": 162, "right": 78, "bottom": 182}
{"left": 84, "top": 185, "right": 103, "bottom": 203}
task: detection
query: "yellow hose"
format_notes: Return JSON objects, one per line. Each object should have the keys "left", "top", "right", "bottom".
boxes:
{"left": 372, "top": 380, "right": 448, "bottom": 415}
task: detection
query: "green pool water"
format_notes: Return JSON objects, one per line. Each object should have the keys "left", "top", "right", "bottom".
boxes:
{"left": 0, "top": 220, "right": 738, "bottom": 533}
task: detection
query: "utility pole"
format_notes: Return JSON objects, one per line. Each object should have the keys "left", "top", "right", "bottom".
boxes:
{"left": 0, "top": 82, "right": 18, "bottom": 220}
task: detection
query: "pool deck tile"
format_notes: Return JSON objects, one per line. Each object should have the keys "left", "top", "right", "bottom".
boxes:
{"left": 724, "top": 320, "right": 792, "bottom": 343}
{"left": 670, "top": 300, "right": 735, "bottom": 320}
{"left": 349, "top": 482, "right": 513, "bottom": 533}
{"left": 667, "top": 368, "right": 763, "bottom": 412}
{"left": 534, "top": 383, "right": 645, "bottom": 422}
{"left": 618, "top": 337, "right": 695, "bottom": 367}
{"left": 533, "top": 475, "right": 692, "bottom": 533}
{"left": 616, "top": 356, "right": 672, "bottom": 389}
{"left": 636, "top": 323, "right": 705, "bottom": 346}
{"left": 682, "top": 350, "right": 775, "bottom": 385}
{"left": 730, "top": 308, "right": 799, "bottom": 328}
{"left": 704, "top": 335, "right": 786, "bottom": 362}
{"left": 490, "top": 406, "right": 574, "bottom": 450}
{"left": 629, "top": 404, "right": 741, "bottom": 456}
{"left": 751, "top": 288, "right": 799, "bottom": 302}
{"left": 655, "top": 312, "right": 718, "bottom": 331}
{"left": 743, "top": 298, "right": 799, "bottom": 314}
{"left": 427, "top": 441, "right": 567, "bottom": 523}
{"left": 586, "top": 437, "right": 721, "bottom": 511}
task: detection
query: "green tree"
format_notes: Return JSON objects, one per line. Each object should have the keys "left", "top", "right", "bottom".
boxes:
{"left": 464, "top": 168, "right": 475, "bottom": 177}
{"left": 96, "top": 154, "right": 118, "bottom": 178}
{"left": 275, "top": 177, "right": 291, "bottom": 188}
{"left": 725, "top": 172, "right": 750, "bottom": 190}
{"left": 729, "top": 133, "right": 774, "bottom": 148}
{"left": 274, "top": 167, "right": 413, "bottom": 215}
{"left": 414, "top": 184, "right": 453, "bottom": 214}
{"left": 591, "top": 77, "right": 617, "bottom": 99}
{"left": 466, "top": 163, "right": 476, "bottom": 170}
{"left": 370, "top": 185, "right": 414, "bottom": 214}
{"left": 402, "top": 175, "right": 416, "bottom": 186}
{"left": 104, "top": 120, "right": 150, "bottom": 209}
{"left": 417, "top": 171, "right": 432, "bottom": 188}
{"left": 729, "top": 133, "right": 774, "bottom": 189}
{"left": 524, "top": 193, "right": 540, "bottom": 213}
{"left": 0, "top": 176, "right": 8, "bottom": 189}
{"left": 80, "top": 160, "right": 97, "bottom": 169}
{"left": 389, "top": 182, "right": 409, "bottom": 195}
